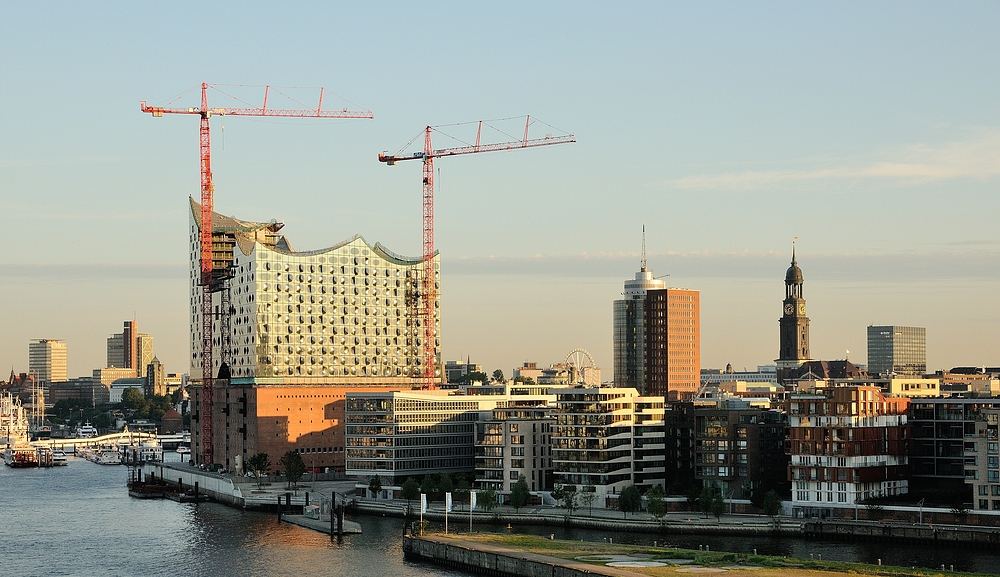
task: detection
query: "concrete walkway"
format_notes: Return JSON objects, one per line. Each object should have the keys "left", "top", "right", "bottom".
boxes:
{"left": 281, "top": 514, "right": 362, "bottom": 535}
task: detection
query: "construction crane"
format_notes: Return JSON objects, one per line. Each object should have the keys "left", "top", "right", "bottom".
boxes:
{"left": 140, "top": 82, "right": 373, "bottom": 466}
{"left": 378, "top": 117, "right": 575, "bottom": 385}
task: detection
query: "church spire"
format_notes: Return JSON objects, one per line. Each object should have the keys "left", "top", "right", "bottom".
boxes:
{"left": 640, "top": 225, "right": 647, "bottom": 272}
{"left": 791, "top": 235, "right": 797, "bottom": 265}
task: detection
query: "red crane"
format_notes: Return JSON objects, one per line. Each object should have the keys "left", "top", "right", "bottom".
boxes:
{"left": 141, "top": 82, "right": 373, "bottom": 465}
{"left": 378, "top": 117, "right": 575, "bottom": 385}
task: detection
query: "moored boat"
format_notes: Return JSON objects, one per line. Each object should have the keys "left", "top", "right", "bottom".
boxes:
{"left": 52, "top": 450, "right": 68, "bottom": 466}
{"left": 4, "top": 444, "right": 38, "bottom": 468}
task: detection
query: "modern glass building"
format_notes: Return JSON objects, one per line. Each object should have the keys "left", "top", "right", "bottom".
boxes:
{"left": 867, "top": 325, "right": 926, "bottom": 376}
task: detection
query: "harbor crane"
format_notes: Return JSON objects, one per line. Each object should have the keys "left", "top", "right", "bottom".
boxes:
{"left": 378, "top": 117, "right": 575, "bottom": 384}
{"left": 140, "top": 82, "right": 372, "bottom": 465}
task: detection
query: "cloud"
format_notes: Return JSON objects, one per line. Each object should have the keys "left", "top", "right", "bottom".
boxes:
{"left": 671, "top": 131, "right": 1000, "bottom": 191}
{"left": 444, "top": 250, "right": 1000, "bottom": 282}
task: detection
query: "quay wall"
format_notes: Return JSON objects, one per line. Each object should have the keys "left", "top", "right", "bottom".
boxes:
{"left": 403, "top": 536, "right": 622, "bottom": 577}
{"left": 804, "top": 521, "right": 1000, "bottom": 546}
{"left": 355, "top": 500, "right": 799, "bottom": 536}
{"left": 139, "top": 463, "right": 243, "bottom": 506}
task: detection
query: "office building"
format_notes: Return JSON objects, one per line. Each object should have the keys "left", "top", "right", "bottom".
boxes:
{"left": 344, "top": 390, "right": 507, "bottom": 482}
{"left": 908, "top": 398, "right": 1000, "bottom": 496}
{"left": 551, "top": 387, "right": 665, "bottom": 507}
{"left": 48, "top": 378, "right": 110, "bottom": 406}
{"left": 93, "top": 367, "right": 137, "bottom": 387}
{"left": 613, "top": 244, "right": 700, "bottom": 399}
{"left": 28, "top": 339, "right": 67, "bottom": 384}
{"left": 107, "top": 333, "right": 125, "bottom": 368}
{"left": 187, "top": 199, "right": 439, "bottom": 470}
{"left": 867, "top": 325, "right": 926, "bottom": 376}
{"left": 445, "top": 359, "right": 483, "bottom": 384}
{"left": 786, "top": 386, "right": 910, "bottom": 519}
{"left": 107, "top": 322, "right": 154, "bottom": 377}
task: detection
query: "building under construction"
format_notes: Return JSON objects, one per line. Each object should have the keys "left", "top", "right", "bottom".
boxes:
{"left": 187, "top": 199, "right": 441, "bottom": 472}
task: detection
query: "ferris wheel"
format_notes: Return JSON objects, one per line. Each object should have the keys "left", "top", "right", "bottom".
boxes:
{"left": 564, "top": 348, "right": 599, "bottom": 386}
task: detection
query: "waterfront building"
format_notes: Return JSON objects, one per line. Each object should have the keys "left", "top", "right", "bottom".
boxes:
{"left": 344, "top": 390, "right": 507, "bottom": 482}
{"left": 867, "top": 325, "right": 926, "bottom": 376}
{"left": 474, "top": 398, "right": 555, "bottom": 495}
{"left": 964, "top": 407, "right": 1000, "bottom": 511}
{"left": 776, "top": 247, "right": 812, "bottom": 383}
{"left": 551, "top": 386, "right": 665, "bottom": 507}
{"left": 908, "top": 398, "right": 1000, "bottom": 497}
{"left": 786, "top": 386, "right": 910, "bottom": 518}
{"left": 665, "top": 399, "right": 788, "bottom": 499}
{"left": 613, "top": 248, "right": 700, "bottom": 399}
{"left": 186, "top": 199, "right": 441, "bottom": 471}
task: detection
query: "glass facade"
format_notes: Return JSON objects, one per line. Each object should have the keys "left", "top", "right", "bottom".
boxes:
{"left": 867, "top": 325, "right": 926, "bottom": 376}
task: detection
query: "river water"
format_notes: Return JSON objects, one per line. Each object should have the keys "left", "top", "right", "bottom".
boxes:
{"left": 3, "top": 457, "right": 1000, "bottom": 577}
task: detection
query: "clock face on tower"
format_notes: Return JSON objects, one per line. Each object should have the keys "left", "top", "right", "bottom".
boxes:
{"left": 784, "top": 303, "right": 794, "bottom": 315}
{"left": 798, "top": 303, "right": 806, "bottom": 316}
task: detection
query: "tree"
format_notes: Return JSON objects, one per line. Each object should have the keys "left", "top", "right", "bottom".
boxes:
{"left": 510, "top": 475, "right": 530, "bottom": 512}
{"left": 455, "top": 477, "right": 471, "bottom": 511}
{"left": 121, "top": 388, "right": 145, "bottom": 413}
{"left": 647, "top": 485, "right": 666, "bottom": 520}
{"left": 618, "top": 485, "right": 642, "bottom": 518}
{"left": 481, "top": 487, "right": 498, "bottom": 513}
{"left": 279, "top": 450, "right": 306, "bottom": 490}
{"left": 401, "top": 477, "right": 420, "bottom": 512}
{"left": 697, "top": 486, "right": 714, "bottom": 518}
{"left": 762, "top": 490, "right": 782, "bottom": 518}
{"left": 368, "top": 474, "right": 383, "bottom": 499}
{"left": 552, "top": 484, "right": 578, "bottom": 514}
{"left": 438, "top": 472, "right": 454, "bottom": 498}
{"left": 686, "top": 486, "right": 701, "bottom": 512}
{"left": 513, "top": 376, "right": 535, "bottom": 385}
{"left": 247, "top": 452, "right": 272, "bottom": 489}
{"left": 492, "top": 369, "right": 506, "bottom": 383}
{"left": 420, "top": 474, "right": 438, "bottom": 501}
{"left": 580, "top": 487, "right": 598, "bottom": 516}
{"left": 710, "top": 492, "right": 726, "bottom": 521}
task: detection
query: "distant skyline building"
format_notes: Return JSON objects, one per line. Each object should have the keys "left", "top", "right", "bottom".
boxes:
{"left": 613, "top": 230, "right": 700, "bottom": 399}
{"left": 776, "top": 244, "right": 812, "bottom": 383}
{"left": 107, "top": 321, "right": 154, "bottom": 377}
{"left": 28, "top": 339, "right": 67, "bottom": 384}
{"left": 867, "top": 325, "right": 926, "bottom": 376}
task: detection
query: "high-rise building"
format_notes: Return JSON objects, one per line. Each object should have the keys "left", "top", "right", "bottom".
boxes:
{"left": 867, "top": 325, "right": 926, "bottom": 376}
{"left": 28, "top": 339, "right": 67, "bottom": 384}
{"left": 135, "top": 332, "right": 154, "bottom": 378}
{"left": 123, "top": 320, "right": 137, "bottom": 371}
{"left": 107, "top": 333, "right": 125, "bottom": 368}
{"left": 613, "top": 233, "right": 700, "bottom": 399}
{"left": 776, "top": 246, "right": 812, "bottom": 382}
{"left": 187, "top": 199, "right": 440, "bottom": 470}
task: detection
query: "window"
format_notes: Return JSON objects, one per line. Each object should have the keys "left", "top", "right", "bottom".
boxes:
{"left": 989, "top": 456, "right": 999, "bottom": 469}
{"left": 993, "top": 500, "right": 1000, "bottom": 511}
{"left": 989, "top": 442, "right": 999, "bottom": 455}
{"left": 980, "top": 499, "right": 989, "bottom": 510}
{"left": 511, "top": 459, "right": 524, "bottom": 468}
{"left": 992, "top": 486, "right": 1000, "bottom": 497}
{"left": 990, "top": 471, "right": 999, "bottom": 484}
{"left": 511, "top": 435, "right": 524, "bottom": 445}
{"left": 980, "top": 485, "right": 990, "bottom": 496}
{"left": 509, "top": 471, "right": 519, "bottom": 480}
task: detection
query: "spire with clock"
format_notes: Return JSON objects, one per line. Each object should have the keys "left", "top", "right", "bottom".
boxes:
{"left": 776, "top": 238, "right": 811, "bottom": 380}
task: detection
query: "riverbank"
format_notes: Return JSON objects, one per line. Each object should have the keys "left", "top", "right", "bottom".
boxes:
{"left": 404, "top": 533, "right": 987, "bottom": 577}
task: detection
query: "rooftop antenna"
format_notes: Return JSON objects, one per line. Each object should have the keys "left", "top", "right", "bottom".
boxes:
{"left": 640, "top": 225, "right": 647, "bottom": 272}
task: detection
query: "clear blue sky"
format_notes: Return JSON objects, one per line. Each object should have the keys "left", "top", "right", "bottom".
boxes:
{"left": 3, "top": 2, "right": 999, "bottom": 378}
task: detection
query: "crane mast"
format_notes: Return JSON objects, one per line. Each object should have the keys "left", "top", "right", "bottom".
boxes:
{"left": 141, "top": 83, "right": 372, "bottom": 465}
{"left": 379, "top": 117, "right": 575, "bottom": 385}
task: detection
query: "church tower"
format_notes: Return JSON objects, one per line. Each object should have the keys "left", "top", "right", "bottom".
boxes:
{"left": 777, "top": 241, "right": 810, "bottom": 380}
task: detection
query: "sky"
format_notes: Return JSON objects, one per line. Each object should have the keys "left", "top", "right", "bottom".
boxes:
{"left": 2, "top": 2, "right": 1000, "bottom": 379}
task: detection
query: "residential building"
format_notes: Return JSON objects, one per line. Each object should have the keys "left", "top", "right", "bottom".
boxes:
{"left": 513, "top": 362, "right": 544, "bottom": 383}
{"left": 908, "top": 398, "right": 1000, "bottom": 497}
{"left": 475, "top": 398, "right": 555, "bottom": 495}
{"left": 786, "top": 386, "right": 910, "bottom": 518}
{"left": 551, "top": 386, "right": 665, "bottom": 507}
{"left": 344, "top": 390, "right": 507, "bottom": 482}
{"left": 613, "top": 248, "right": 700, "bottom": 399}
{"left": 186, "top": 200, "right": 441, "bottom": 470}
{"left": 965, "top": 407, "right": 1000, "bottom": 511}
{"left": 867, "top": 325, "right": 926, "bottom": 376}
{"left": 883, "top": 377, "right": 941, "bottom": 398}
{"left": 702, "top": 365, "right": 779, "bottom": 385}
{"left": 665, "top": 399, "right": 788, "bottom": 499}
{"left": 28, "top": 339, "right": 67, "bottom": 384}
{"left": 146, "top": 357, "right": 166, "bottom": 397}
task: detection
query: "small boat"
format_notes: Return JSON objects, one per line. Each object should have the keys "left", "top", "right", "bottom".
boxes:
{"left": 93, "top": 446, "right": 121, "bottom": 465}
{"left": 176, "top": 446, "right": 191, "bottom": 455}
{"left": 75, "top": 423, "right": 98, "bottom": 438}
{"left": 52, "top": 450, "right": 68, "bottom": 466}
{"left": 123, "top": 439, "right": 163, "bottom": 464}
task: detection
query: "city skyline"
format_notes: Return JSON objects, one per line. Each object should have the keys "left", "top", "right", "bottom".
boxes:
{"left": 3, "top": 3, "right": 1000, "bottom": 378}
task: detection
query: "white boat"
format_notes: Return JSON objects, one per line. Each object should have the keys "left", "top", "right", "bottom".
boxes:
{"left": 93, "top": 446, "right": 121, "bottom": 465}
{"left": 123, "top": 438, "right": 163, "bottom": 463}
{"left": 75, "top": 423, "right": 98, "bottom": 438}
{"left": 52, "top": 450, "right": 68, "bottom": 466}
{"left": 176, "top": 446, "right": 191, "bottom": 455}
{"left": 0, "top": 392, "right": 29, "bottom": 449}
